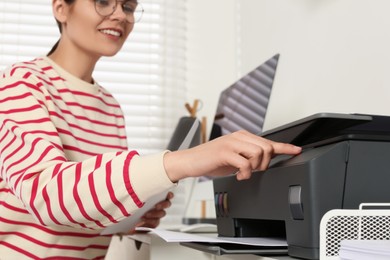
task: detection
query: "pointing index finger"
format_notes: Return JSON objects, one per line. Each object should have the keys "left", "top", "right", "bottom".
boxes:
{"left": 271, "top": 141, "right": 302, "bottom": 155}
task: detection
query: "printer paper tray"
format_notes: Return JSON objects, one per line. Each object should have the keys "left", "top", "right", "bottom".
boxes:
{"left": 180, "top": 242, "right": 288, "bottom": 256}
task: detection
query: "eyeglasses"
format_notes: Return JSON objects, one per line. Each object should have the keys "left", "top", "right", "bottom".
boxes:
{"left": 94, "top": 0, "right": 144, "bottom": 24}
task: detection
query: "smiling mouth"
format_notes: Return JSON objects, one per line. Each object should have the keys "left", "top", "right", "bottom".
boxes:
{"left": 99, "top": 29, "right": 122, "bottom": 37}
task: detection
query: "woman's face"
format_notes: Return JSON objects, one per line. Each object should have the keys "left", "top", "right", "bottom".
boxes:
{"left": 60, "top": 0, "right": 134, "bottom": 58}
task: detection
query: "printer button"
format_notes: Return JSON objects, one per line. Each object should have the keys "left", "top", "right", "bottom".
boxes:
{"left": 289, "top": 185, "right": 304, "bottom": 220}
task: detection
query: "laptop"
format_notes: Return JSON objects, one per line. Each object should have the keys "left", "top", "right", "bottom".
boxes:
{"left": 209, "top": 53, "right": 280, "bottom": 140}
{"left": 166, "top": 53, "right": 280, "bottom": 152}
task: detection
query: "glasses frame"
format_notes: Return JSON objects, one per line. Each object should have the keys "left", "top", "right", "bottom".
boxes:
{"left": 94, "top": 0, "right": 144, "bottom": 24}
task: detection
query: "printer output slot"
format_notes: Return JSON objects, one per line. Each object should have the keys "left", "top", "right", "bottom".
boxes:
{"left": 234, "top": 218, "right": 286, "bottom": 238}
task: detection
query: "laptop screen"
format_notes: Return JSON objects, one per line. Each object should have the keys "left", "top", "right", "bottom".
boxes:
{"left": 209, "top": 54, "right": 280, "bottom": 140}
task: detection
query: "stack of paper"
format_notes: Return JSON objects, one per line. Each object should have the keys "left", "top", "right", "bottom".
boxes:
{"left": 339, "top": 240, "right": 390, "bottom": 260}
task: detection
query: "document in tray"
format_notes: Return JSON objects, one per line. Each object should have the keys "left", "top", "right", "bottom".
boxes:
{"left": 339, "top": 240, "right": 390, "bottom": 260}
{"left": 100, "top": 190, "right": 169, "bottom": 235}
{"left": 136, "top": 227, "right": 287, "bottom": 247}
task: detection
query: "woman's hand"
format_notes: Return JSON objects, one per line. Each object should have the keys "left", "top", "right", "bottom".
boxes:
{"left": 164, "top": 130, "right": 302, "bottom": 182}
{"left": 128, "top": 192, "right": 174, "bottom": 234}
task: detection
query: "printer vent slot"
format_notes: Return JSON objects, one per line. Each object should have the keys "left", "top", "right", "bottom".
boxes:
{"left": 234, "top": 218, "right": 286, "bottom": 238}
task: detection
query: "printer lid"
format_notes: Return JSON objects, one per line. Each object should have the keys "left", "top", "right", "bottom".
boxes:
{"left": 261, "top": 113, "right": 390, "bottom": 148}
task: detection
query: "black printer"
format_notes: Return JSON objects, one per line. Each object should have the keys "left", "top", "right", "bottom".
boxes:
{"left": 212, "top": 113, "right": 390, "bottom": 259}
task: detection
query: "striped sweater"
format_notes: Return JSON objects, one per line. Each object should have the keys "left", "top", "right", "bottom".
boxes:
{"left": 0, "top": 57, "right": 174, "bottom": 259}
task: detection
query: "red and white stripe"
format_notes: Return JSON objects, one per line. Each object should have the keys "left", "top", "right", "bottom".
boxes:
{"left": 0, "top": 57, "right": 174, "bottom": 259}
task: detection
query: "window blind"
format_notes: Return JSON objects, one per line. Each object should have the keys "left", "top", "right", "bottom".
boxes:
{"left": 0, "top": 0, "right": 187, "bottom": 155}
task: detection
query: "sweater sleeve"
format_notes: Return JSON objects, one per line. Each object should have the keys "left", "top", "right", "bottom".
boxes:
{"left": 0, "top": 68, "right": 175, "bottom": 230}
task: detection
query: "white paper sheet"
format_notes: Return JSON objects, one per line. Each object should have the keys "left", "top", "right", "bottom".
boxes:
{"left": 339, "top": 240, "right": 390, "bottom": 260}
{"left": 101, "top": 190, "right": 169, "bottom": 235}
{"left": 135, "top": 227, "right": 288, "bottom": 247}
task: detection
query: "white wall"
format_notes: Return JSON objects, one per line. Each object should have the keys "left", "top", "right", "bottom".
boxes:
{"left": 188, "top": 0, "right": 390, "bottom": 132}
{"left": 186, "top": 0, "right": 239, "bottom": 135}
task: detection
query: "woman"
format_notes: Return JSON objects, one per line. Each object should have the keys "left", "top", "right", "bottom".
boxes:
{"left": 0, "top": 0, "right": 301, "bottom": 258}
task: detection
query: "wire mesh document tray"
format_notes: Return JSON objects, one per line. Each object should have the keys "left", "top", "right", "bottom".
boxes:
{"left": 320, "top": 203, "right": 390, "bottom": 259}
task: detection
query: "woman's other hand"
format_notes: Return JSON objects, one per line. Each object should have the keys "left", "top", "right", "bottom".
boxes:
{"left": 128, "top": 192, "right": 174, "bottom": 234}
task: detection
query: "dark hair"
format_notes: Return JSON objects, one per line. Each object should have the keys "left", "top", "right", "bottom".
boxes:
{"left": 48, "top": 0, "right": 77, "bottom": 55}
